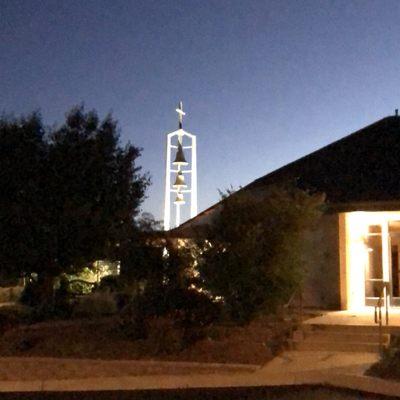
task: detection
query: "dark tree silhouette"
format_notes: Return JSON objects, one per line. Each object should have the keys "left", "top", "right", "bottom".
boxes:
{"left": 0, "top": 106, "right": 149, "bottom": 305}
{"left": 197, "top": 185, "right": 324, "bottom": 323}
{"left": 0, "top": 113, "right": 47, "bottom": 285}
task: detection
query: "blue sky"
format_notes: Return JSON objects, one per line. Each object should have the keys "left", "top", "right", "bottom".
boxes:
{"left": 1, "top": 0, "right": 400, "bottom": 222}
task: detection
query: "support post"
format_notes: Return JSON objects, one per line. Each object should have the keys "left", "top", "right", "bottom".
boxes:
{"left": 190, "top": 135, "right": 197, "bottom": 218}
{"left": 163, "top": 134, "right": 172, "bottom": 230}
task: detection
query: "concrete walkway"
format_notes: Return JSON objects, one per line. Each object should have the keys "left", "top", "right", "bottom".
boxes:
{"left": 304, "top": 309, "right": 400, "bottom": 332}
{"left": 258, "top": 350, "right": 379, "bottom": 375}
{"left": 0, "top": 351, "right": 399, "bottom": 397}
{"left": 0, "top": 357, "right": 257, "bottom": 381}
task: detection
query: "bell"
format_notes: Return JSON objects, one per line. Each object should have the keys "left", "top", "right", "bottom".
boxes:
{"left": 173, "top": 143, "right": 188, "bottom": 165}
{"left": 174, "top": 192, "right": 185, "bottom": 205}
{"left": 173, "top": 171, "right": 187, "bottom": 189}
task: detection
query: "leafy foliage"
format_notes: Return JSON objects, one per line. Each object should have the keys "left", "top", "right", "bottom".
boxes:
{"left": 197, "top": 184, "right": 324, "bottom": 323}
{"left": 0, "top": 106, "right": 148, "bottom": 306}
{"left": 72, "top": 292, "right": 117, "bottom": 318}
{"left": 45, "top": 106, "right": 148, "bottom": 277}
{"left": 0, "top": 114, "right": 47, "bottom": 283}
{"left": 97, "top": 275, "right": 123, "bottom": 293}
{"left": 366, "top": 335, "right": 400, "bottom": 380}
{"left": 120, "top": 237, "right": 220, "bottom": 345}
{"left": 53, "top": 275, "right": 73, "bottom": 318}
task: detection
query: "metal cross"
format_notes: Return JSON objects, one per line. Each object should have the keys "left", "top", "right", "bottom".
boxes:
{"left": 175, "top": 101, "right": 186, "bottom": 129}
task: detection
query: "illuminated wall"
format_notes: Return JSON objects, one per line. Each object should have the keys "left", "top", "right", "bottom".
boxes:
{"left": 344, "top": 211, "right": 400, "bottom": 311}
{"left": 345, "top": 212, "right": 369, "bottom": 310}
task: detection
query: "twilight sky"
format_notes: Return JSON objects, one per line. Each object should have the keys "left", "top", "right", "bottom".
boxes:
{"left": 1, "top": 0, "right": 400, "bottom": 222}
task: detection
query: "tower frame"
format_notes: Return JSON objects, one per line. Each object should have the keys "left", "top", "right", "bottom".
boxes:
{"left": 163, "top": 105, "right": 197, "bottom": 230}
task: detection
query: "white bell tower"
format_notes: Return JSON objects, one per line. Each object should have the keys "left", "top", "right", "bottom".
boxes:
{"left": 163, "top": 101, "right": 197, "bottom": 230}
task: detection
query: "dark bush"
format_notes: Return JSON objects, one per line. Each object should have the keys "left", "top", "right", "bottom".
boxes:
{"left": 114, "top": 292, "right": 131, "bottom": 311}
{"left": 97, "top": 275, "right": 123, "bottom": 293}
{"left": 119, "top": 287, "right": 220, "bottom": 347}
{"left": 0, "top": 305, "right": 30, "bottom": 335}
{"left": 171, "top": 289, "right": 221, "bottom": 346}
{"left": 197, "top": 186, "right": 324, "bottom": 323}
{"left": 146, "top": 316, "right": 184, "bottom": 354}
{"left": 53, "top": 276, "right": 73, "bottom": 318}
{"left": 119, "top": 298, "right": 149, "bottom": 340}
{"left": 72, "top": 292, "right": 117, "bottom": 318}
{"left": 20, "top": 275, "right": 73, "bottom": 320}
{"left": 366, "top": 336, "right": 400, "bottom": 380}
{"left": 20, "top": 279, "right": 41, "bottom": 308}
{"left": 19, "top": 284, "right": 32, "bottom": 307}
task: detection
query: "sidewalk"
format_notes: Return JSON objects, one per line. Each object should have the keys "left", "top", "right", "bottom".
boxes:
{"left": 0, "top": 357, "right": 258, "bottom": 381}
{"left": 0, "top": 352, "right": 399, "bottom": 398}
{"left": 257, "top": 350, "right": 379, "bottom": 375}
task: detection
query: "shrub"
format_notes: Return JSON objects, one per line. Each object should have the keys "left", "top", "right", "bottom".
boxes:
{"left": 93, "top": 275, "right": 128, "bottom": 310}
{"left": 366, "top": 336, "right": 400, "bottom": 380}
{"left": 73, "top": 292, "right": 117, "bottom": 318}
{"left": 119, "top": 298, "right": 149, "bottom": 340}
{"left": 119, "top": 287, "right": 220, "bottom": 347}
{"left": 171, "top": 289, "right": 221, "bottom": 345}
{"left": 114, "top": 292, "right": 131, "bottom": 311}
{"left": 20, "top": 280, "right": 41, "bottom": 308}
{"left": 146, "top": 316, "right": 184, "bottom": 355}
{"left": 53, "top": 275, "right": 73, "bottom": 318}
{"left": 197, "top": 185, "right": 324, "bottom": 323}
{"left": 118, "top": 233, "right": 220, "bottom": 349}
{"left": 97, "top": 275, "right": 123, "bottom": 293}
{"left": 68, "top": 280, "right": 95, "bottom": 295}
{"left": 177, "top": 289, "right": 220, "bottom": 324}
{"left": 0, "top": 305, "right": 30, "bottom": 334}
{"left": 20, "top": 275, "right": 73, "bottom": 320}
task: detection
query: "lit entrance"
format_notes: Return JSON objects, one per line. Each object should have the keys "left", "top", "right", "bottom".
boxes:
{"left": 364, "top": 220, "right": 400, "bottom": 306}
{"left": 345, "top": 212, "right": 400, "bottom": 310}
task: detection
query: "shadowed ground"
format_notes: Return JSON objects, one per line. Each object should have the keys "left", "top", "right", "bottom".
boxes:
{"left": 0, "top": 385, "right": 397, "bottom": 400}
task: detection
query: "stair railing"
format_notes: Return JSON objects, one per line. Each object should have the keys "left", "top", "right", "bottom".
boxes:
{"left": 284, "top": 286, "right": 303, "bottom": 323}
{"left": 374, "top": 281, "right": 390, "bottom": 352}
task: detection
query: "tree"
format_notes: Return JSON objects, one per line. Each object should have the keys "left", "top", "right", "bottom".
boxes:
{"left": 197, "top": 184, "right": 325, "bottom": 323}
{"left": 0, "top": 106, "right": 149, "bottom": 305}
{"left": 0, "top": 113, "right": 48, "bottom": 285}
{"left": 118, "top": 213, "right": 163, "bottom": 289}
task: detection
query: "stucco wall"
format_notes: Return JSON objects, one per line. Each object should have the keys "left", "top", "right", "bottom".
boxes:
{"left": 301, "top": 213, "right": 341, "bottom": 309}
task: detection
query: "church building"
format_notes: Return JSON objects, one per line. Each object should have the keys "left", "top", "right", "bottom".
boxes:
{"left": 172, "top": 113, "right": 400, "bottom": 312}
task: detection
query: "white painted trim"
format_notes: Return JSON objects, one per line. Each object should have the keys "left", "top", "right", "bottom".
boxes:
{"left": 163, "top": 128, "right": 198, "bottom": 230}
{"left": 191, "top": 135, "right": 197, "bottom": 218}
{"left": 163, "top": 135, "right": 172, "bottom": 230}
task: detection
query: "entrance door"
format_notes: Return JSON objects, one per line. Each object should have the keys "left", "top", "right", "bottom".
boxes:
{"left": 389, "top": 221, "right": 400, "bottom": 306}
{"left": 365, "top": 221, "right": 400, "bottom": 306}
{"left": 365, "top": 224, "right": 385, "bottom": 306}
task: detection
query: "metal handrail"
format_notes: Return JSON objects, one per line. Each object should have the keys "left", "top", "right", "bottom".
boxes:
{"left": 374, "top": 282, "right": 390, "bottom": 352}
{"left": 373, "top": 282, "right": 389, "bottom": 325}
{"left": 285, "top": 287, "right": 303, "bottom": 323}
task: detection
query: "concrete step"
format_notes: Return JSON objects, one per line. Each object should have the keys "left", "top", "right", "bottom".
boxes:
{"left": 303, "top": 323, "right": 390, "bottom": 334}
{"left": 293, "top": 340, "right": 382, "bottom": 353}
{"left": 292, "top": 322, "right": 391, "bottom": 353}
{"left": 305, "top": 331, "right": 390, "bottom": 344}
